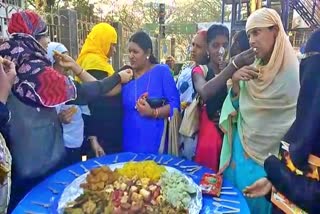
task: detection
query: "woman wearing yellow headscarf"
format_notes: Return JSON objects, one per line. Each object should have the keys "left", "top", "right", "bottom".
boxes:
{"left": 219, "top": 8, "right": 300, "bottom": 213}
{"left": 77, "top": 23, "right": 123, "bottom": 157}
{"left": 77, "top": 23, "right": 117, "bottom": 76}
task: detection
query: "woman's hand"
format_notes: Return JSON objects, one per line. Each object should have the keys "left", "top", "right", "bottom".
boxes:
{"left": 58, "top": 107, "right": 76, "bottom": 124}
{"left": 54, "top": 51, "right": 82, "bottom": 74}
{"left": 136, "top": 95, "right": 153, "bottom": 117}
{"left": 232, "top": 66, "right": 259, "bottom": 82}
{"left": 0, "top": 58, "right": 16, "bottom": 103}
{"left": 243, "top": 177, "right": 272, "bottom": 198}
{"left": 118, "top": 69, "right": 133, "bottom": 84}
{"left": 234, "top": 48, "right": 256, "bottom": 68}
{"left": 89, "top": 136, "right": 105, "bottom": 157}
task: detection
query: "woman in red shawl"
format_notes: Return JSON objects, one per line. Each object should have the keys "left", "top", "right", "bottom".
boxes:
{"left": 0, "top": 10, "right": 133, "bottom": 211}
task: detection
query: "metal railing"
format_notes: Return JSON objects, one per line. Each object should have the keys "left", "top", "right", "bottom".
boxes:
{"left": 288, "top": 29, "right": 313, "bottom": 47}
{"left": 290, "top": 0, "right": 319, "bottom": 28}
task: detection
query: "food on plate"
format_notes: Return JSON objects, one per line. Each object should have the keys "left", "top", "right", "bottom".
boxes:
{"left": 69, "top": 106, "right": 78, "bottom": 115}
{"left": 63, "top": 161, "right": 199, "bottom": 214}
{"left": 160, "top": 171, "right": 197, "bottom": 210}
{"left": 116, "top": 161, "right": 167, "bottom": 181}
{"left": 80, "top": 166, "right": 119, "bottom": 192}
{"left": 53, "top": 50, "right": 61, "bottom": 56}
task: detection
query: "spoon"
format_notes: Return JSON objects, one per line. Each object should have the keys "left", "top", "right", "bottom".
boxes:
{"left": 68, "top": 169, "right": 80, "bottom": 177}
{"left": 113, "top": 155, "right": 119, "bottom": 163}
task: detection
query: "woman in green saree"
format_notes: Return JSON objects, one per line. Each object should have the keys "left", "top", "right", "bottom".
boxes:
{"left": 218, "top": 8, "right": 300, "bottom": 213}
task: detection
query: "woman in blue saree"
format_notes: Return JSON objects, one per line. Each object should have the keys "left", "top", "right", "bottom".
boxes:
{"left": 122, "top": 31, "right": 180, "bottom": 153}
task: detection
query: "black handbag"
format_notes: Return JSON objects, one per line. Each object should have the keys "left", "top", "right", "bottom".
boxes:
{"left": 146, "top": 98, "right": 168, "bottom": 108}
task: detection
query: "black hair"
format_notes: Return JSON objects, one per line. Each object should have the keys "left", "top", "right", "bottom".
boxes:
{"left": 230, "top": 30, "right": 250, "bottom": 57}
{"left": 207, "top": 24, "right": 229, "bottom": 44}
{"left": 234, "top": 30, "right": 250, "bottom": 52}
{"left": 304, "top": 29, "right": 320, "bottom": 53}
{"left": 129, "top": 31, "right": 158, "bottom": 64}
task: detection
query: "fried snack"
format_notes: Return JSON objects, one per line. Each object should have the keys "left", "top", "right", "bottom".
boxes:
{"left": 0, "top": 56, "right": 3, "bottom": 64}
{"left": 80, "top": 166, "right": 119, "bottom": 192}
{"left": 53, "top": 50, "right": 61, "bottom": 56}
{"left": 69, "top": 106, "right": 77, "bottom": 115}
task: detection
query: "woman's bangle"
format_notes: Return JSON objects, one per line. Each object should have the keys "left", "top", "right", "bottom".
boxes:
{"left": 152, "top": 108, "right": 160, "bottom": 118}
{"left": 232, "top": 60, "right": 239, "bottom": 70}
{"left": 77, "top": 69, "right": 85, "bottom": 76}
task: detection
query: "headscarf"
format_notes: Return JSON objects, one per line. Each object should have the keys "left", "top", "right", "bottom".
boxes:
{"left": 47, "top": 42, "right": 68, "bottom": 65}
{"left": 8, "top": 10, "right": 48, "bottom": 38}
{"left": 220, "top": 8, "right": 300, "bottom": 171}
{"left": 0, "top": 11, "right": 76, "bottom": 107}
{"left": 77, "top": 23, "right": 117, "bottom": 77}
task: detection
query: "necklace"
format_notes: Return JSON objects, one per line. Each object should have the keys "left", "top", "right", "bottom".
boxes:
{"left": 134, "top": 72, "right": 151, "bottom": 109}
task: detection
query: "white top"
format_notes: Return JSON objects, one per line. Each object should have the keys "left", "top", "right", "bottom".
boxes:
{"left": 55, "top": 105, "right": 90, "bottom": 149}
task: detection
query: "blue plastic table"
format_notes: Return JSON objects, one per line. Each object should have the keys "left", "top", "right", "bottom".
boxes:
{"left": 13, "top": 153, "right": 250, "bottom": 214}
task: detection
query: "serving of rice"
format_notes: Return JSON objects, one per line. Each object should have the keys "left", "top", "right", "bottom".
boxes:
{"left": 116, "top": 161, "right": 167, "bottom": 181}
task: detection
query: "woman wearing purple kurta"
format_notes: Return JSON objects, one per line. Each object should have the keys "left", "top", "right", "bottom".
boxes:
{"left": 122, "top": 32, "right": 180, "bottom": 153}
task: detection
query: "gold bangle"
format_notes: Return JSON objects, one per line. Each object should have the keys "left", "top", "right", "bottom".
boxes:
{"left": 77, "top": 69, "right": 85, "bottom": 76}
{"left": 232, "top": 60, "right": 239, "bottom": 70}
{"left": 156, "top": 108, "right": 159, "bottom": 118}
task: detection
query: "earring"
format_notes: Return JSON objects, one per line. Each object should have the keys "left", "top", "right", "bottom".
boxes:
{"left": 146, "top": 56, "right": 149, "bottom": 60}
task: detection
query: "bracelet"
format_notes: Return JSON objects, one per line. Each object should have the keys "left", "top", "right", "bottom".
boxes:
{"left": 77, "top": 69, "right": 85, "bottom": 76}
{"left": 152, "top": 109, "right": 157, "bottom": 118}
{"left": 152, "top": 108, "right": 160, "bottom": 118}
{"left": 232, "top": 60, "right": 239, "bottom": 70}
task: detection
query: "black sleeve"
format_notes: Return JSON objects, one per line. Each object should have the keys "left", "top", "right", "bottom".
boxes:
{"left": 284, "top": 55, "right": 320, "bottom": 170}
{"left": 67, "top": 72, "right": 120, "bottom": 105}
{"left": 204, "top": 68, "right": 228, "bottom": 121}
{"left": 205, "top": 85, "right": 227, "bottom": 120}
{"left": 264, "top": 156, "right": 320, "bottom": 213}
{"left": 76, "top": 70, "right": 119, "bottom": 138}
{"left": 0, "top": 102, "right": 10, "bottom": 129}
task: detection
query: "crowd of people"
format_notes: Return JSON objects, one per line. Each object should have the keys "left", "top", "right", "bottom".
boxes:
{"left": 0, "top": 7, "right": 319, "bottom": 214}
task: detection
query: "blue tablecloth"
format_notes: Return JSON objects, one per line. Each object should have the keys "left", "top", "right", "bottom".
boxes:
{"left": 13, "top": 153, "right": 250, "bottom": 214}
